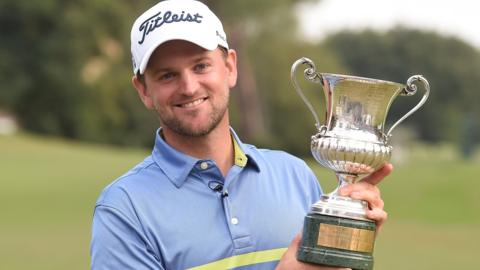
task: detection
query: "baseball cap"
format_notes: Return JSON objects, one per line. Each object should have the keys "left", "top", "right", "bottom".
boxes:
{"left": 130, "top": 0, "right": 229, "bottom": 75}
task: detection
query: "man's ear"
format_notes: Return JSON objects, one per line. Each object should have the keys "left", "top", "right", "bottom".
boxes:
{"left": 225, "top": 49, "right": 238, "bottom": 88}
{"left": 132, "top": 75, "right": 154, "bottom": 109}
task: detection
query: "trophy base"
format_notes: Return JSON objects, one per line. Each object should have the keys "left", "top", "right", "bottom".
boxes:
{"left": 297, "top": 245, "right": 373, "bottom": 270}
{"left": 297, "top": 199, "right": 376, "bottom": 270}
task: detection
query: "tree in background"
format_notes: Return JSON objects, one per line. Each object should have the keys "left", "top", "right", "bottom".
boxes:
{"left": 0, "top": 0, "right": 158, "bottom": 146}
{"left": 205, "top": 0, "right": 348, "bottom": 156}
{"left": 1, "top": 1, "right": 478, "bottom": 156}
{"left": 0, "top": 0, "right": 326, "bottom": 152}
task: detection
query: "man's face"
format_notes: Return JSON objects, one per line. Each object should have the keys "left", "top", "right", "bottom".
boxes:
{"left": 133, "top": 40, "right": 237, "bottom": 137}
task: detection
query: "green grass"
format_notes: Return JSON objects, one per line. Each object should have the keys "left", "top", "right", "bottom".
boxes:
{"left": 1, "top": 134, "right": 479, "bottom": 269}
{"left": 0, "top": 134, "right": 148, "bottom": 270}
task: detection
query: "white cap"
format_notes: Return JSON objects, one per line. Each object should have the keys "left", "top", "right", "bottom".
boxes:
{"left": 130, "top": 0, "right": 228, "bottom": 75}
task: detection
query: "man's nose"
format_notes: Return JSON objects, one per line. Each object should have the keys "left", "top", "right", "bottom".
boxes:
{"left": 178, "top": 71, "right": 199, "bottom": 96}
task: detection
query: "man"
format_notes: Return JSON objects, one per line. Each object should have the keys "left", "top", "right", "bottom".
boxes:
{"left": 90, "top": 0, "right": 391, "bottom": 269}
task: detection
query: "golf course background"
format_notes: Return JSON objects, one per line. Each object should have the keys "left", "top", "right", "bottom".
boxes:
{"left": 1, "top": 133, "right": 478, "bottom": 269}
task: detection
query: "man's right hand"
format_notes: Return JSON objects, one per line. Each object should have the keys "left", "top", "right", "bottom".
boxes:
{"left": 275, "top": 234, "right": 351, "bottom": 270}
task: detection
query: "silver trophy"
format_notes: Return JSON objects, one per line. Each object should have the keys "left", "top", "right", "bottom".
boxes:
{"left": 291, "top": 57, "right": 429, "bottom": 269}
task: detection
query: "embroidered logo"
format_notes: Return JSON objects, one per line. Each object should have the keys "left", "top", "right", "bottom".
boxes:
{"left": 138, "top": 11, "right": 203, "bottom": 45}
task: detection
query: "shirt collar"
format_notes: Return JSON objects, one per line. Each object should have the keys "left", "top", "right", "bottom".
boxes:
{"left": 151, "top": 128, "right": 260, "bottom": 188}
{"left": 229, "top": 128, "right": 260, "bottom": 171}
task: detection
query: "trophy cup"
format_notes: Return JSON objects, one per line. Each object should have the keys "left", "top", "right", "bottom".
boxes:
{"left": 291, "top": 57, "right": 429, "bottom": 270}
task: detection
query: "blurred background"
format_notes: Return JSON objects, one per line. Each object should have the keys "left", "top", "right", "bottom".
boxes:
{"left": 0, "top": 0, "right": 478, "bottom": 269}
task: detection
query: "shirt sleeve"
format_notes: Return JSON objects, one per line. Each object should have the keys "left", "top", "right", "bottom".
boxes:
{"left": 91, "top": 205, "right": 165, "bottom": 270}
{"left": 304, "top": 161, "right": 324, "bottom": 205}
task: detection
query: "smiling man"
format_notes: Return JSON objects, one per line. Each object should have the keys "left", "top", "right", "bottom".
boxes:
{"left": 90, "top": 1, "right": 391, "bottom": 269}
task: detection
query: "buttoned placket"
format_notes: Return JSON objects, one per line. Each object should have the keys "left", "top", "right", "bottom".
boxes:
{"left": 195, "top": 159, "right": 254, "bottom": 254}
{"left": 222, "top": 163, "right": 254, "bottom": 253}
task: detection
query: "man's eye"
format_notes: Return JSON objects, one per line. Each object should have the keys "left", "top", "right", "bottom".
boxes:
{"left": 160, "top": 73, "right": 175, "bottom": 81}
{"left": 194, "top": 63, "right": 210, "bottom": 72}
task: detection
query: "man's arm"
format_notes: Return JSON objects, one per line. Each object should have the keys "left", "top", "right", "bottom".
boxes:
{"left": 91, "top": 205, "right": 165, "bottom": 270}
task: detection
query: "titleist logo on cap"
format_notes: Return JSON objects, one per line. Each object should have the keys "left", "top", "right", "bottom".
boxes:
{"left": 138, "top": 10, "right": 203, "bottom": 45}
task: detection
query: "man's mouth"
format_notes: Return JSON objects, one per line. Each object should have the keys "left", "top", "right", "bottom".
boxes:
{"left": 175, "top": 97, "right": 208, "bottom": 108}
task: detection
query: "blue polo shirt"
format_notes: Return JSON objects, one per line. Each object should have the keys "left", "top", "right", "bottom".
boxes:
{"left": 91, "top": 129, "right": 322, "bottom": 270}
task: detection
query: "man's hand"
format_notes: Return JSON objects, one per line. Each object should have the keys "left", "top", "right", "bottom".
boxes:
{"left": 276, "top": 234, "right": 351, "bottom": 270}
{"left": 338, "top": 163, "right": 393, "bottom": 230}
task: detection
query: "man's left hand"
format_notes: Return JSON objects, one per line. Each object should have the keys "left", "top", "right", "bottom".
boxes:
{"left": 338, "top": 163, "right": 393, "bottom": 231}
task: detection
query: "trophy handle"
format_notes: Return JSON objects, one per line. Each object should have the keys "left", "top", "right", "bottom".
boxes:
{"left": 385, "top": 75, "right": 430, "bottom": 139}
{"left": 291, "top": 57, "right": 324, "bottom": 131}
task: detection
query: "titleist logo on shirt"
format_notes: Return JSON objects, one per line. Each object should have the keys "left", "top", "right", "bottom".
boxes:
{"left": 138, "top": 10, "right": 203, "bottom": 44}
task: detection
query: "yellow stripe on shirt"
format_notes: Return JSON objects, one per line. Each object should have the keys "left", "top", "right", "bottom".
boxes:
{"left": 187, "top": 248, "right": 287, "bottom": 270}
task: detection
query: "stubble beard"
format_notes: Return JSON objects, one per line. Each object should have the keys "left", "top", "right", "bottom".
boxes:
{"left": 155, "top": 94, "right": 229, "bottom": 137}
